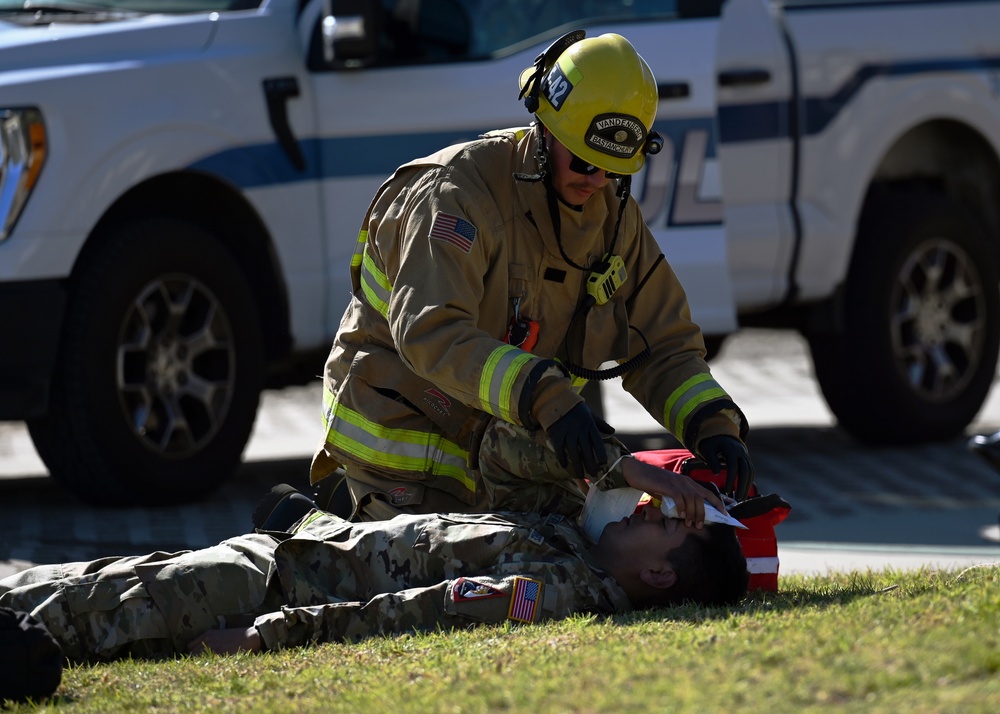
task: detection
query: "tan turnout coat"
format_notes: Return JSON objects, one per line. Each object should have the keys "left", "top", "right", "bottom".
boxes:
{"left": 312, "top": 125, "right": 746, "bottom": 509}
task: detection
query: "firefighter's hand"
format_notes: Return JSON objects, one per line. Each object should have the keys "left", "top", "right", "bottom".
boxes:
{"left": 697, "top": 435, "right": 755, "bottom": 501}
{"left": 546, "top": 402, "right": 606, "bottom": 478}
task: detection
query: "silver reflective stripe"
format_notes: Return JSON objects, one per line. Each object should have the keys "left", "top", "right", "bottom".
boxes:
{"left": 665, "top": 373, "right": 728, "bottom": 437}
{"left": 479, "top": 345, "right": 533, "bottom": 421}
{"left": 324, "top": 396, "right": 474, "bottom": 491}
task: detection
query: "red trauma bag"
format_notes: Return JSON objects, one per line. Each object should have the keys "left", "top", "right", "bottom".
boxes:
{"left": 632, "top": 449, "right": 791, "bottom": 592}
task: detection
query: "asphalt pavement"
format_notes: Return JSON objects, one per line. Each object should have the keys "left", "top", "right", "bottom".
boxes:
{"left": 1, "top": 329, "right": 998, "bottom": 581}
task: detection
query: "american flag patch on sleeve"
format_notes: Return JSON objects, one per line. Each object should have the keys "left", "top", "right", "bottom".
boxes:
{"left": 429, "top": 212, "right": 477, "bottom": 253}
{"left": 507, "top": 576, "right": 542, "bottom": 623}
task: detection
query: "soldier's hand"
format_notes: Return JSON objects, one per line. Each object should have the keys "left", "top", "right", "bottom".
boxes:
{"left": 620, "top": 457, "right": 724, "bottom": 528}
{"left": 697, "top": 435, "right": 755, "bottom": 500}
{"left": 187, "top": 626, "right": 262, "bottom": 655}
{"left": 545, "top": 402, "right": 605, "bottom": 478}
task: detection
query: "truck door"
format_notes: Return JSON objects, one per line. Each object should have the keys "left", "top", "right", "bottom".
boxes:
{"left": 630, "top": 1, "right": 738, "bottom": 337}
{"left": 304, "top": 0, "right": 735, "bottom": 337}
{"left": 715, "top": 0, "right": 796, "bottom": 310}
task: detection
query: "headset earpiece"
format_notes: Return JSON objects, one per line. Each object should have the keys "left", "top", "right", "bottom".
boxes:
{"left": 644, "top": 131, "right": 664, "bottom": 156}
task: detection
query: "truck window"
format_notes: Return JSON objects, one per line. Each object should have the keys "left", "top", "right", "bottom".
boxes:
{"left": 332, "top": 0, "right": 682, "bottom": 68}
{"left": 0, "top": 1, "right": 262, "bottom": 11}
{"left": 779, "top": 0, "right": 917, "bottom": 7}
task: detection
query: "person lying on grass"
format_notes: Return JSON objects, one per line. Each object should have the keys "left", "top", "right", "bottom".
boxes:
{"left": 0, "top": 460, "right": 747, "bottom": 662}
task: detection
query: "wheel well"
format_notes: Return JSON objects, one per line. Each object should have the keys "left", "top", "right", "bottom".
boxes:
{"left": 75, "top": 172, "right": 293, "bottom": 367}
{"left": 871, "top": 119, "right": 1000, "bottom": 252}
{"left": 797, "top": 120, "right": 1000, "bottom": 337}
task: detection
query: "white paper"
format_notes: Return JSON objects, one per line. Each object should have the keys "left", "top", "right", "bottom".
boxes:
{"left": 580, "top": 486, "right": 747, "bottom": 543}
{"left": 658, "top": 496, "right": 748, "bottom": 529}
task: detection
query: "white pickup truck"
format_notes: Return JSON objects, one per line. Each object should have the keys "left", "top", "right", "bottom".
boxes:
{"left": 2, "top": 0, "right": 999, "bottom": 505}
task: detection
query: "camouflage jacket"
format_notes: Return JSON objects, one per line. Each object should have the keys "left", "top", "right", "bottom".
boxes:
{"left": 254, "top": 510, "right": 630, "bottom": 650}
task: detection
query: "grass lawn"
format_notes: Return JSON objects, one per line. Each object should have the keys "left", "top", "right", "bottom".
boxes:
{"left": 6, "top": 565, "right": 998, "bottom": 713}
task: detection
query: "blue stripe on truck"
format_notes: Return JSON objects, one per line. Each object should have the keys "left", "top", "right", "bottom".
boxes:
{"left": 187, "top": 117, "right": 719, "bottom": 189}
{"left": 720, "top": 55, "right": 1000, "bottom": 143}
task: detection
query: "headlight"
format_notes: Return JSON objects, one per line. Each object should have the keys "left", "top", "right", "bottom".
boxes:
{"left": 0, "top": 108, "right": 47, "bottom": 242}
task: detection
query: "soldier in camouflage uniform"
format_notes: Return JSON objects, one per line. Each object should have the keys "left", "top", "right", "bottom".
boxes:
{"left": 0, "top": 502, "right": 747, "bottom": 662}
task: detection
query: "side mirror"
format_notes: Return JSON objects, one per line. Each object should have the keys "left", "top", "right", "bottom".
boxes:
{"left": 322, "top": 0, "right": 380, "bottom": 68}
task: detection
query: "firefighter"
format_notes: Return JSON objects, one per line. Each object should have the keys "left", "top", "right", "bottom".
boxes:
{"left": 311, "top": 31, "right": 754, "bottom": 521}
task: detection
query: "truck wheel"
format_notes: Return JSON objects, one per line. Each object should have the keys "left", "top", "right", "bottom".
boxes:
{"left": 808, "top": 191, "right": 1000, "bottom": 444}
{"left": 27, "top": 217, "right": 265, "bottom": 505}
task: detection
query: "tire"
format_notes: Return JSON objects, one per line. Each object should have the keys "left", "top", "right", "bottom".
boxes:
{"left": 27, "top": 217, "right": 265, "bottom": 505}
{"left": 808, "top": 191, "right": 1000, "bottom": 445}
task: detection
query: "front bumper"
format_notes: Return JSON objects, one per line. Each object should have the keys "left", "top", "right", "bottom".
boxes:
{"left": 0, "top": 279, "right": 66, "bottom": 419}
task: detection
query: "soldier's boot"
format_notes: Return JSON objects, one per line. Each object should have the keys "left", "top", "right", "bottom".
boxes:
{"left": 311, "top": 467, "right": 353, "bottom": 519}
{"left": 251, "top": 484, "right": 318, "bottom": 532}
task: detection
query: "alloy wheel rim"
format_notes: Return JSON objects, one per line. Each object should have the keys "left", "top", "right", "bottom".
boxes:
{"left": 116, "top": 275, "right": 236, "bottom": 456}
{"left": 889, "top": 237, "right": 986, "bottom": 403}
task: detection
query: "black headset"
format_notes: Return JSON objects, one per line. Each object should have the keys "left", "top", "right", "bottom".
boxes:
{"left": 518, "top": 30, "right": 586, "bottom": 114}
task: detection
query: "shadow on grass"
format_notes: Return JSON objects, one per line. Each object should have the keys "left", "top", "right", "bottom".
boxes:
{"left": 0, "top": 457, "right": 313, "bottom": 566}
{"left": 612, "top": 570, "right": 942, "bottom": 627}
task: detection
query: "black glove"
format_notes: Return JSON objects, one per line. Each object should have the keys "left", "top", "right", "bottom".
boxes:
{"left": 545, "top": 402, "right": 606, "bottom": 478}
{"left": 697, "top": 435, "right": 755, "bottom": 501}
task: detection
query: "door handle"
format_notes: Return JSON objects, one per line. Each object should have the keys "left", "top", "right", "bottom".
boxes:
{"left": 263, "top": 76, "right": 305, "bottom": 172}
{"left": 718, "top": 69, "right": 772, "bottom": 87}
{"left": 658, "top": 81, "right": 691, "bottom": 99}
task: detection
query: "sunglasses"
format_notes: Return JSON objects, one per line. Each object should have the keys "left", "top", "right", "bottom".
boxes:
{"left": 568, "top": 152, "right": 623, "bottom": 179}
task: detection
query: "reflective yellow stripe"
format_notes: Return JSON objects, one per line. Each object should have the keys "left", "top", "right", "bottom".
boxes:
{"left": 321, "top": 384, "right": 335, "bottom": 430}
{"left": 350, "top": 229, "right": 368, "bottom": 269}
{"left": 359, "top": 247, "right": 392, "bottom": 319}
{"left": 563, "top": 58, "right": 583, "bottom": 86}
{"left": 675, "top": 386, "right": 727, "bottom": 434}
{"left": 552, "top": 359, "right": 586, "bottom": 391}
{"left": 479, "top": 345, "right": 533, "bottom": 422}
{"left": 322, "top": 389, "right": 474, "bottom": 491}
{"left": 664, "top": 374, "right": 729, "bottom": 437}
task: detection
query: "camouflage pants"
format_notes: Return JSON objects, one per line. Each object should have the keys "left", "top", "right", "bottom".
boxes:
{"left": 0, "top": 533, "right": 281, "bottom": 662}
{"left": 346, "top": 418, "right": 625, "bottom": 521}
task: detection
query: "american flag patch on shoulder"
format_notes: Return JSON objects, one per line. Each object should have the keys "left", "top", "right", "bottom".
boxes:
{"left": 507, "top": 576, "right": 542, "bottom": 623}
{"left": 429, "top": 212, "right": 477, "bottom": 253}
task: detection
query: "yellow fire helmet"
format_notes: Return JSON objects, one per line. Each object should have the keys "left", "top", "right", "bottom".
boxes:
{"left": 518, "top": 31, "right": 659, "bottom": 175}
